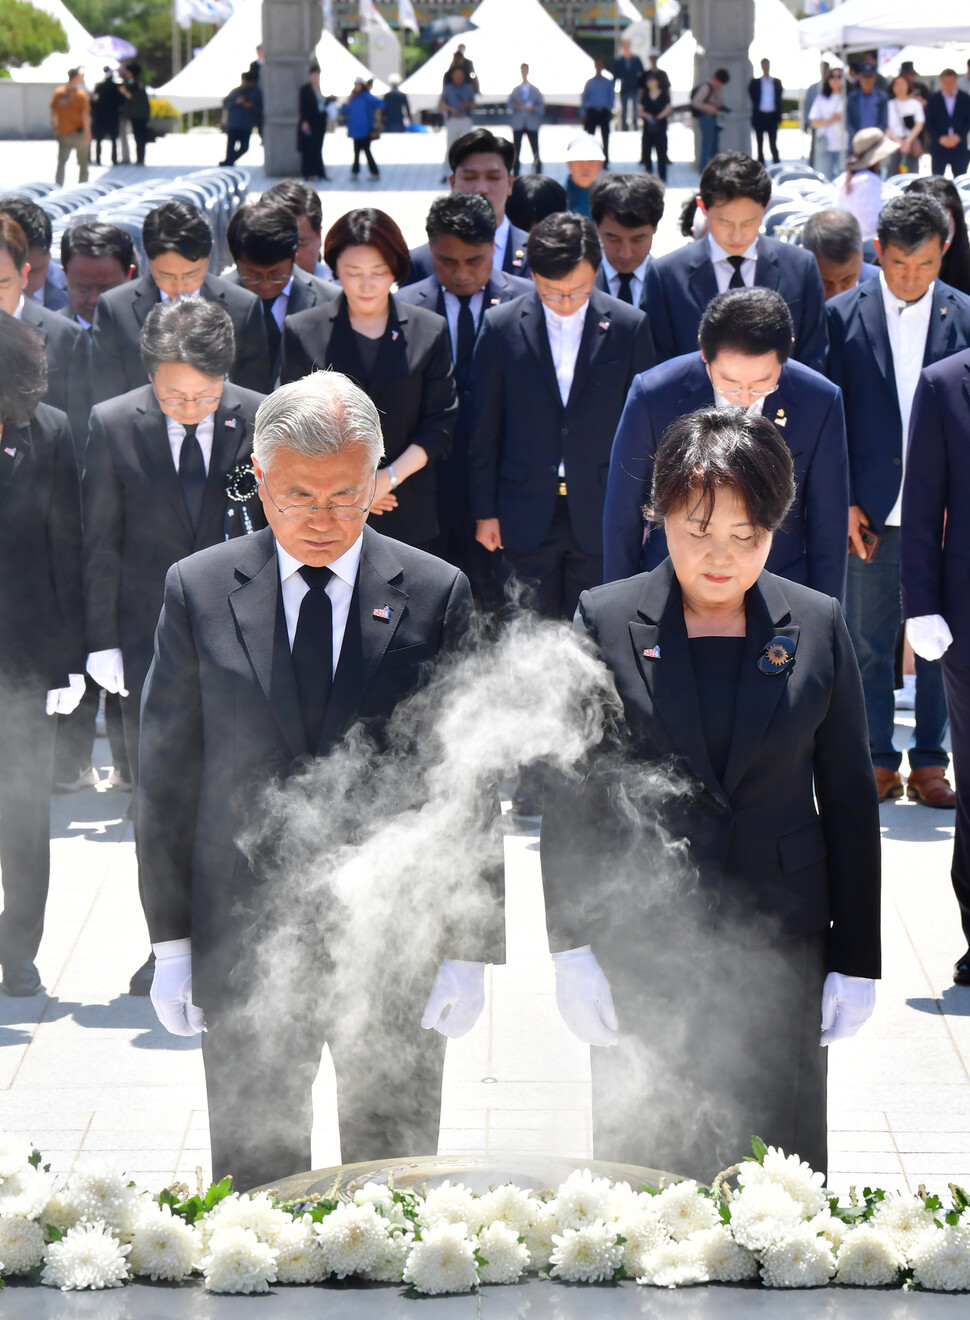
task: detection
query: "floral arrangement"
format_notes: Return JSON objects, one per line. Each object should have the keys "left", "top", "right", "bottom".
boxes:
{"left": 2, "top": 1134, "right": 969, "bottom": 1294}
{"left": 148, "top": 98, "right": 180, "bottom": 120}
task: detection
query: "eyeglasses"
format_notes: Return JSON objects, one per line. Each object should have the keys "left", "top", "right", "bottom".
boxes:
{"left": 259, "top": 473, "right": 376, "bottom": 522}
{"left": 535, "top": 283, "right": 595, "bottom": 306}
{"left": 154, "top": 391, "right": 222, "bottom": 408}
{"left": 706, "top": 364, "right": 780, "bottom": 401}
{"left": 237, "top": 271, "right": 291, "bottom": 290}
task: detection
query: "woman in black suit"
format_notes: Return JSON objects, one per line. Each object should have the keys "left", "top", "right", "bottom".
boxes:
{"left": 297, "top": 62, "right": 329, "bottom": 182}
{"left": 280, "top": 208, "right": 457, "bottom": 551}
{"left": 541, "top": 408, "right": 881, "bottom": 1183}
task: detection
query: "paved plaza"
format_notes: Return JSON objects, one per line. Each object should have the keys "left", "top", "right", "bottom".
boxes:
{"left": 0, "top": 123, "right": 968, "bottom": 1207}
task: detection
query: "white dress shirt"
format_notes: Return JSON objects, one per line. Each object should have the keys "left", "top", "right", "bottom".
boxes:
{"left": 493, "top": 215, "right": 511, "bottom": 274}
{"left": 600, "top": 254, "right": 650, "bottom": 307}
{"left": 265, "top": 275, "right": 295, "bottom": 330}
{"left": 709, "top": 234, "right": 758, "bottom": 292}
{"left": 159, "top": 286, "right": 203, "bottom": 302}
{"left": 11, "top": 295, "right": 24, "bottom": 320}
{"left": 277, "top": 533, "right": 363, "bottom": 676}
{"left": 880, "top": 272, "right": 933, "bottom": 527}
{"left": 442, "top": 287, "right": 485, "bottom": 358}
{"left": 714, "top": 390, "right": 765, "bottom": 417}
{"left": 164, "top": 413, "right": 215, "bottom": 475}
{"left": 759, "top": 76, "right": 777, "bottom": 113}
{"left": 944, "top": 92, "right": 957, "bottom": 119}
{"left": 542, "top": 298, "right": 589, "bottom": 405}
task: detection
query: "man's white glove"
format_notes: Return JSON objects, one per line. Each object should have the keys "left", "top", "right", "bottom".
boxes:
{"left": 906, "top": 615, "right": 953, "bottom": 662}
{"left": 86, "top": 648, "right": 129, "bottom": 697}
{"left": 820, "top": 972, "right": 876, "bottom": 1046}
{"left": 553, "top": 946, "right": 618, "bottom": 1047}
{"left": 46, "top": 674, "right": 86, "bottom": 716}
{"left": 150, "top": 946, "right": 204, "bottom": 1036}
{"left": 421, "top": 960, "right": 485, "bottom": 1038}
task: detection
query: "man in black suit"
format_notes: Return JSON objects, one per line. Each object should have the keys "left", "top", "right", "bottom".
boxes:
{"left": 925, "top": 68, "right": 970, "bottom": 178}
{"left": 402, "top": 129, "right": 531, "bottom": 286}
{"left": 140, "top": 371, "right": 498, "bottom": 1190}
{"left": 748, "top": 58, "right": 783, "bottom": 165}
{"left": 828, "top": 193, "right": 970, "bottom": 806}
{"left": 589, "top": 172, "right": 664, "bottom": 311}
{"left": 645, "top": 152, "right": 828, "bottom": 372}
{"left": 83, "top": 298, "right": 265, "bottom": 994}
{"left": 91, "top": 200, "right": 270, "bottom": 403}
{"left": 262, "top": 179, "right": 333, "bottom": 283}
{"left": 396, "top": 193, "right": 530, "bottom": 595}
{"left": 224, "top": 200, "right": 338, "bottom": 385}
{"left": 0, "top": 313, "right": 86, "bottom": 998}
{"left": 0, "top": 195, "right": 69, "bottom": 312}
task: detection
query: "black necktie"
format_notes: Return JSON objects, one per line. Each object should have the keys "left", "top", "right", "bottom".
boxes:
{"left": 455, "top": 293, "right": 475, "bottom": 392}
{"left": 727, "top": 255, "right": 746, "bottom": 289}
{"left": 262, "top": 296, "right": 281, "bottom": 360}
{"left": 178, "top": 423, "right": 206, "bottom": 532}
{"left": 616, "top": 272, "right": 634, "bottom": 304}
{"left": 291, "top": 565, "right": 333, "bottom": 749}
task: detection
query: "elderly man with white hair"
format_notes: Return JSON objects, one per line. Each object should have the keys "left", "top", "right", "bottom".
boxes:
{"left": 138, "top": 371, "right": 499, "bottom": 1191}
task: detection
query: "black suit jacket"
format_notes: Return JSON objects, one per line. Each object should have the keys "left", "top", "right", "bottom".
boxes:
{"left": 402, "top": 223, "right": 532, "bottom": 287}
{"left": 90, "top": 272, "right": 271, "bottom": 403}
{"left": 644, "top": 235, "right": 828, "bottom": 372}
{"left": 468, "top": 287, "right": 656, "bottom": 556}
{"left": 137, "top": 524, "right": 497, "bottom": 1006}
{"left": 223, "top": 265, "right": 339, "bottom": 380}
{"left": 20, "top": 299, "right": 91, "bottom": 455}
{"left": 926, "top": 89, "right": 970, "bottom": 144}
{"left": 748, "top": 75, "right": 783, "bottom": 119}
{"left": 297, "top": 82, "right": 328, "bottom": 140}
{"left": 280, "top": 292, "right": 457, "bottom": 546}
{"left": 594, "top": 261, "right": 651, "bottom": 312}
{"left": 0, "top": 402, "right": 84, "bottom": 689}
{"left": 540, "top": 561, "right": 881, "bottom": 983}
{"left": 82, "top": 382, "right": 266, "bottom": 695}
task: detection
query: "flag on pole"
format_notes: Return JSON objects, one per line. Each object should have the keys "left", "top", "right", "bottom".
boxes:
{"left": 398, "top": 0, "right": 419, "bottom": 35}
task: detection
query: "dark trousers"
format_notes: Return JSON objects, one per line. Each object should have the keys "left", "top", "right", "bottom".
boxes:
{"left": 93, "top": 132, "right": 117, "bottom": 165}
{"left": 845, "top": 526, "right": 949, "bottom": 771}
{"left": 641, "top": 127, "right": 668, "bottom": 181}
{"left": 129, "top": 118, "right": 149, "bottom": 165}
{"left": 222, "top": 128, "right": 251, "bottom": 166}
{"left": 54, "top": 685, "right": 128, "bottom": 783}
{"left": 352, "top": 137, "right": 379, "bottom": 176}
{"left": 512, "top": 128, "right": 540, "bottom": 174}
{"left": 0, "top": 693, "right": 56, "bottom": 965}
{"left": 942, "top": 657, "right": 970, "bottom": 947}
{"left": 299, "top": 130, "right": 326, "bottom": 179}
{"left": 752, "top": 110, "right": 781, "bottom": 164}
{"left": 619, "top": 89, "right": 638, "bottom": 131}
{"left": 201, "top": 990, "right": 447, "bottom": 1191}
{"left": 698, "top": 114, "right": 721, "bottom": 170}
{"left": 930, "top": 144, "right": 970, "bottom": 178}
{"left": 583, "top": 108, "right": 612, "bottom": 163}
{"left": 502, "top": 495, "right": 603, "bottom": 622}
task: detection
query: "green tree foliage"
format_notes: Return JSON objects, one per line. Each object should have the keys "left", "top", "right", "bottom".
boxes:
{"left": 0, "top": 0, "right": 68, "bottom": 71}
{"left": 64, "top": 0, "right": 212, "bottom": 86}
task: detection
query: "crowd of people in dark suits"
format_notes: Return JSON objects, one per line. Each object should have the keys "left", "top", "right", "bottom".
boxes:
{"left": 3, "top": 117, "right": 970, "bottom": 1189}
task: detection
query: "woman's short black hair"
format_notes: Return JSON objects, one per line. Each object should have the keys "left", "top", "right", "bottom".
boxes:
{"left": 323, "top": 207, "right": 410, "bottom": 282}
{"left": 227, "top": 200, "right": 299, "bottom": 265}
{"left": 650, "top": 406, "right": 794, "bottom": 534}
{"left": 506, "top": 174, "right": 568, "bottom": 232}
{"left": 698, "top": 288, "right": 794, "bottom": 363}
{"left": 0, "top": 310, "right": 48, "bottom": 425}
{"left": 526, "top": 212, "right": 602, "bottom": 279}
{"left": 908, "top": 174, "right": 970, "bottom": 296}
{"left": 699, "top": 150, "right": 772, "bottom": 210}
{"left": 425, "top": 192, "right": 496, "bottom": 247}
{"left": 589, "top": 172, "right": 665, "bottom": 230}
{"left": 142, "top": 200, "right": 213, "bottom": 263}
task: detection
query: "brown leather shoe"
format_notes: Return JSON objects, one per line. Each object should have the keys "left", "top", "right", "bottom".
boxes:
{"left": 906, "top": 767, "right": 956, "bottom": 808}
{"left": 873, "top": 767, "right": 904, "bottom": 801}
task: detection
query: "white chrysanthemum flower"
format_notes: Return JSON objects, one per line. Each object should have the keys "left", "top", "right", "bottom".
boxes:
{"left": 314, "top": 1201, "right": 390, "bottom": 1278}
{"left": 834, "top": 1223, "right": 905, "bottom": 1286}
{"left": 126, "top": 1203, "right": 200, "bottom": 1281}
{"left": 353, "top": 1182, "right": 395, "bottom": 1214}
{"left": 870, "top": 1193, "right": 939, "bottom": 1260}
{"left": 359, "top": 1226, "right": 413, "bottom": 1282}
{"left": 550, "top": 1219, "right": 623, "bottom": 1283}
{"left": 273, "top": 1214, "right": 328, "bottom": 1284}
{"left": 655, "top": 1181, "right": 720, "bottom": 1240}
{"left": 477, "top": 1221, "right": 529, "bottom": 1285}
{"left": 636, "top": 1237, "right": 706, "bottom": 1288}
{"left": 737, "top": 1148, "right": 828, "bottom": 1220}
{"left": 691, "top": 1225, "right": 759, "bottom": 1282}
{"left": 728, "top": 1182, "right": 804, "bottom": 1253}
{"left": 0, "top": 1135, "right": 33, "bottom": 1182}
{"left": 0, "top": 1165, "right": 57, "bottom": 1219}
{"left": 479, "top": 1184, "right": 536, "bottom": 1237}
{"left": 65, "top": 1161, "right": 147, "bottom": 1238}
{"left": 614, "top": 1206, "right": 667, "bottom": 1278}
{"left": 911, "top": 1224, "right": 970, "bottom": 1292}
{"left": 550, "top": 1168, "right": 613, "bottom": 1231}
{"left": 41, "top": 1220, "right": 130, "bottom": 1290}
{"left": 201, "top": 1226, "right": 278, "bottom": 1294}
{"left": 42, "top": 1183, "right": 81, "bottom": 1233}
{"left": 604, "top": 1180, "right": 654, "bottom": 1224}
{"left": 403, "top": 1221, "right": 479, "bottom": 1295}
{"left": 202, "top": 1192, "right": 291, "bottom": 1247}
{"left": 0, "top": 1215, "right": 46, "bottom": 1273}
{"left": 809, "top": 1210, "right": 849, "bottom": 1254}
{"left": 760, "top": 1223, "right": 836, "bottom": 1288}
{"left": 522, "top": 1201, "right": 558, "bottom": 1272}
{"left": 418, "top": 1181, "right": 484, "bottom": 1233}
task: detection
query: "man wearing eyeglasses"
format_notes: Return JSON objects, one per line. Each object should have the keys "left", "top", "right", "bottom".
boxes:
{"left": 137, "top": 371, "right": 497, "bottom": 1192}
{"left": 603, "top": 287, "right": 848, "bottom": 604}
{"left": 82, "top": 296, "right": 265, "bottom": 996}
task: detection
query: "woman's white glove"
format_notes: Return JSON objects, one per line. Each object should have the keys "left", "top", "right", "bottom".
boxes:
{"left": 421, "top": 960, "right": 486, "bottom": 1038}
{"left": 820, "top": 972, "right": 875, "bottom": 1046}
{"left": 553, "top": 946, "right": 618, "bottom": 1046}
{"left": 150, "top": 947, "right": 204, "bottom": 1036}
{"left": 906, "top": 615, "right": 953, "bottom": 662}
{"left": 86, "top": 648, "right": 129, "bottom": 696}
{"left": 46, "top": 674, "right": 86, "bottom": 716}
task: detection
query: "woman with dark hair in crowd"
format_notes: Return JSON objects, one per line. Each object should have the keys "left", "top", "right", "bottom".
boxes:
{"left": 280, "top": 208, "right": 457, "bottom": 551}
{"left": 908, "top": 175, "right": 970, "bottom": 295}
{"left": 505, "top": 173, "right": 568, "bottom": 233}
{"left": 541, "top": 406, "right": 881, "bottom": 1184}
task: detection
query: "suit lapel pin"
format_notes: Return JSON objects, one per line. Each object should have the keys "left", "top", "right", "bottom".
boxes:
{"left": 599, "top": 320, "right": 610, "bottom": 330}
{"left": 391, "top": 330, "right": 399, "bottom": 341}
{"left": 758, "top": 637, "right": 795, "bottom": 675}
{"left": 373, "top": 606, "right": 392, "bottom": 621}
{"left": 3, "top": 447, "right": 15, "bottom": 457}
{"left": 490, "top": 298, "right": 500, "bottom": 305}
{"left": 642, "top": 645, "right": 661, "bottom": 660}
{"left": 942, "top": 306, "right": 948, "bottom": 317}
{"left": 224, "top": 417, "right": 237, "bottom": 428}
{"left": 773, "top": 408, "right": 787, "bottom": 427}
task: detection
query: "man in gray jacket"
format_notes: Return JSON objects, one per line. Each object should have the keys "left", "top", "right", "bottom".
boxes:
{"left": 507, "top": 63, "right": 544, "bottom": 176}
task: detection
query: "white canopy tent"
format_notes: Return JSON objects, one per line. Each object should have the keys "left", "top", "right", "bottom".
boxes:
{"left": 399, "top": 0, "right": 597, "bottom": 111}
{"left": 155, "top": 0, "right": 386, "bottom": 113}
{"left": 798, "top": 0, "right": 970, "bottom": 50}
{"left": 7, "top": 0, "right": 97, "bottom": 84}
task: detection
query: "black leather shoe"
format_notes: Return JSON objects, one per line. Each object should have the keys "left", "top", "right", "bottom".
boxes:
{"left": 954, "top": 951, "right": 970, "bottom": 986}
{"left": 1, "top": 959, "right": 41, "bottom": 997}
{"left": 128, "top": 952, "right": 155, "bottom": 996}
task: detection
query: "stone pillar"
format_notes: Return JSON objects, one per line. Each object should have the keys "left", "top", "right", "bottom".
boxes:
{"left": 263, "top": 0, "right": 323, "bottom": 178}
{"left": 690, "top": 0, "right": 755, "bottom": 162}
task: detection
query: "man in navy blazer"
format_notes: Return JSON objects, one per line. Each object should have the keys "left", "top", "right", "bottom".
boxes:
{"left": 902, "top": 347, "right": 970, "bottom": 985}
{"left": 644, "top": 152, "right": 827, "bottom": 372}
{"left": 828, "top": 193, "right": 970, "bottom": 806}
{"left": 925, "top": 69, "right": 970, "bottom": 178}
{"left": 589, "top": 172, "right": 664, "bottom": 312}
{"left": 604, "top": 288, "right": 848, "bottom": 601}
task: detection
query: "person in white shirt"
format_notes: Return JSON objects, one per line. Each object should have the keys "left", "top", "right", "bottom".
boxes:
{"left": 589, "top": 171, "right": 664, "bottom": 310}
{"left": 886, "top": 73, "right": 925, "bottom": 174}
{"left": 836, "top": 127, "right": 896, "bottom": 239}
{"left": 809, "top": 67, "right": 846, "bottom": 179}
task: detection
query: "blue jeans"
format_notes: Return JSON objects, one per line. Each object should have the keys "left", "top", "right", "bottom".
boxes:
{"left": 845, "top": 526, "right": 949, "bottom": 771}
{"left": 815, "top": 147, "right": 842, "bottom": 180}
{"left": 698, "top": 115, "right": 721, "bottom": 171}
